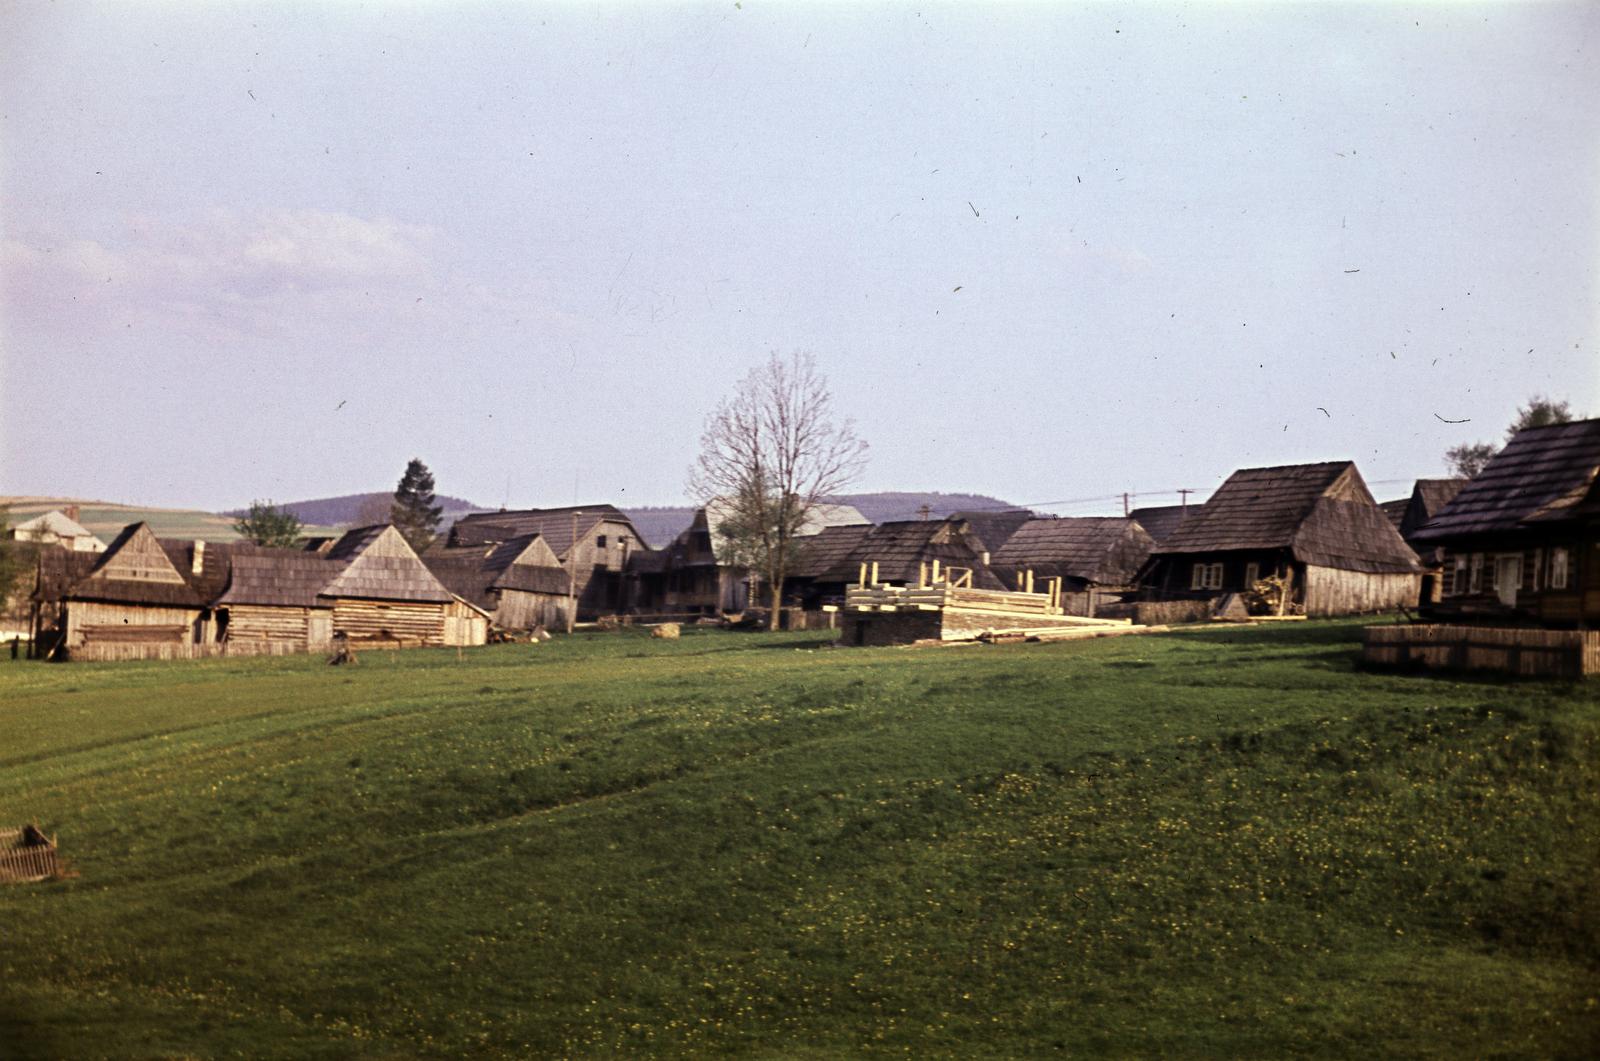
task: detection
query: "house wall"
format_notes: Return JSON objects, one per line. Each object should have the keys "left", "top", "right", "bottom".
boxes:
{"left": 224, "top": 604, "right": 333, "bottom": 648}
{"left": 64, "top": 601, "right": 201, "bottom": 648}
{"left": 1302, "top": 565, "right": 1420, "bottom": 617}
{"left": 1432, "top": 536, "right": 1600, "bottom": 625}
{"left": 497, "top": 589, "right": 566, "bottom": 630}
{"left": 442, "top": 599, "right": 488, "bottom": 646}
{"left": 332, "top": 598, "right": 447, "bottom": 644}
{"left": 1148, "top": 550, "right": 1291, "bottom": 599}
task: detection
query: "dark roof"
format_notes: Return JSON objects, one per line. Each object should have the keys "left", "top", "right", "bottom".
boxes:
{"left": 422, "top": 554, "right": 499, "bottom": 610}
{"left": 1156, "top": 462, "right": 1420, "bottom": 574}
{"left": 1378, "top": 498, "right": 1409, "bottom": 532}
{"left": 788, "top": 524, "right": 874, "bottom": 579}
{"left": 447, "top": 505, "right": 636, "bottom": 556}
{"left": 626, "top": 548, "right": 670, "bottom": 575}
{"left": 1414, "top": 420, "right": 1600, "bottom": 540}
{"left": 217, "top": 551, "right": 343, "bottom": 608}
{"left": 325, "top": 524, "right": 389, "bottom": 561}
{"left": 819, "top": 520, "right": 1003, "bottom": 588}
{"left": 32, "top": 550, "right": 99, "bottom": 603}
{"left": 160, "top": 539, "right": 245, "bottom": 602}
{"left": 1128, "top": 504, "right": 1190, "bottom": 545}
{"left": 990, "top": 517, "right": 1155, "bottom": 585}
{"left": 322, "top": 525, "right": 454, "bottom": 603}
{"left": 494, "top": 565, "right": 571, "bottom": 595}
{"left": 423, "top": 536, "right": 571, "bottom": 608}
{"left": 1414, "top": 478, "right": 1467, "bottom": 520}
{"left": 946, "top": 509, "right": 1032, "bottom": 554}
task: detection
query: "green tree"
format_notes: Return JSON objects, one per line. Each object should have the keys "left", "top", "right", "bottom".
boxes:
{"left": 1445, "top": 395, "right": 1579, "bottom": 478}
{"left": 233, "top": 500, "right": 303, "bottom": 548}
{"left": 390, "top": 458, "right": 444, "bottom": 552}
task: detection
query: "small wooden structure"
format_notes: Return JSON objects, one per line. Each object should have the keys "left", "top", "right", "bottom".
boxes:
{"left": 1142, "top": 462, "right": 1423, "bottom": 617}
{"left": 425, "top": 533, "right": 572, "bottom": 632}
{"left": 212, "top": 550, "right": 341, "bottom": 650}
{"left": 1363, "top": 624, "right": 1600, "bottom": 679}
{"left": 53, "top": 523, "right": 207, "bottom": 657}
{"left": 834, "top": 560, "right": 1137, "bottom": 646}
{"left": 1, "top": 825, "right": 60, "bottom": 884}
{"left": 321, "top": 525, "right": 456, "bottom": 646}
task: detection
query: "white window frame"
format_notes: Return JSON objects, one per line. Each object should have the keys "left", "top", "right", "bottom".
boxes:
{"left": 1550, "top": 547, "right": 1569, "bottom": 590}
{"left": 1190, "top": 563, "right": 1205, "bottom": 590}
{"left": 1206, "top": 563, "right": 1224, "bottom": 590}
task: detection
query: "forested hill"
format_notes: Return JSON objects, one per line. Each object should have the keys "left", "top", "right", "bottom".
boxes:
{"left": 243, "top": 493, "right": 488, "bottom": 527}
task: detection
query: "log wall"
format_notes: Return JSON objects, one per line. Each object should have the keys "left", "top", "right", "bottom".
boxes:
{"left": 225, "top": 605, "right": 333, "bottom": 648}
{"left": 496, "top": 590, "right": 566, "bottom": 631}
{"left": 332, "top": 599, "right": 446, "bottom": 645}
{"left": 1303, "top": 566, "right": 1419, "bottom": 617}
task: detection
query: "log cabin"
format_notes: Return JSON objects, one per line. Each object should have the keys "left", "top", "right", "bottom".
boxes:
{"left": 321, "top": 524, "right": 458, "bottom": 645}
{"left": 1412, "top": 419, "right": 1600, "bottom": 626}
{"left": 1379, "top": 478, "right": 1467, "bottom": 604}
{"left": 45, "top": 523, "right": 207, "bottom": 656}
{"left": 1142, "top": 462, "right": 1422, "bottom": 617}
{"left": 989, "top": 517, "right": 1156, "bottom": 616}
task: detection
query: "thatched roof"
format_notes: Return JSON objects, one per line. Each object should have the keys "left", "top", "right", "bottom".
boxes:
{"left": 447, "top": 505, "right": 639, "bottom": 557}
{"left": 818, "top": 520, "right": 1004, "bottom": 588}
{"left": 990, "top": 517, "right": 1155, "bottom": 585}
{"left": 1404, "top": 420, "right": 1600, "bottom": 544}
{"left": 948, "top": 509, "right": 1033, "bottom": 555}
{"left": 788, "top": 524, "right": 874, "bottom": 580}
{"left": 216, "top": 551, "right": 343, "bottom": 608}
{"left": 1155, "top": 463, "right": 1420, "bottom": 574}
{"left": 1128, "top": 505, "right": 1190, "bottom": 546}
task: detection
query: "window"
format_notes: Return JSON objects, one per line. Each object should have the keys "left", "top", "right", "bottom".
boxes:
{"left": 1468, "top": 553, "right": 1483, "bottom": 593}
{"left": 1449, "top": 554, "right": 1467, "bottom": 596}
{"left": 1191, "top": 562, "right": 1223, "bottom": 590}
{"left": 1191, "top": 563, "right": 1205, "bottom": 590}
{"left": 596, "top": 534, "right": 607, "bottom": 548}
{"left": 1244, "top": 562, "right": 1260, "bottom": 587}
{"left": 1550, "top": 547, "right": 1570, "bottom": 589}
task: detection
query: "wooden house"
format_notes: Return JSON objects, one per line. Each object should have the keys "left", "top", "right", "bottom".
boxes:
{"left": 1379, "top": 478, "right": 1467, "bottom": 603}
{"left": 321, "top": 525, "right": 457, "bottom": 645}
{"left": 645, "top": 501, "right": 869, "bottom": 615}
{"left": 1412, "top": 419, "right": 1600, "bottom": 626}
{"left": 424, "top": 533, "right": 572, "bottom": 631}
{"left": 1142, "top": 462, "right": 1422, "bottom": 617}
{"left": 946, "top": 509, "right": 1033, "bottom": 560}
{"left": 442, "top": 505, "right": 645, "bottom": 618}
{"left": 989, "top": 517, "right": 1156, "bottom": 616}
{"left": 782, "top": 523, "right": 876, "bottom": 609}
{"left": 211, "top": 549, "right": 342, "bottom": 649}
{"left": 815, "top": 519, "right": 1005, "bottom": 597}
{"left": 47, "top": 523, "right": 207, "bottom": 655}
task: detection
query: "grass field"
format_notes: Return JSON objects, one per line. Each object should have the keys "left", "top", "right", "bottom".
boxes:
{"left": 1, "top": 497, "right": 339, "bottom": 544}
{"left": 1, "top": 623, "right": 1596, "bottom": 1058}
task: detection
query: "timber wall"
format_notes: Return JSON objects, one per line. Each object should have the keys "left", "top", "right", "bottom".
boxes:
{"left": 1363, "top": 624, "right": 1600, "bottom": 679}
{"left": 225, "top": 605, "right": 332, "bottom": 648}
{"left": 65, "top": 602, "right": 201, "bottom": 648}
{"left": 1304, "top": 566, "right": 1419, "bottom": 617}
{"left": 332, "top": 599, "right": 446, "bottom": 645}
{"left": 68, "top": 640, "right": 308, "bottom": 662}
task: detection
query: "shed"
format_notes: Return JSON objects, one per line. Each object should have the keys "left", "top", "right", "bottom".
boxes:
{"left": 322, "top": 525, "right": 455, "bottom": 645}
{"left": 213, "top": 549, "right": 343, "bottom": 649}
{"left": 53, "top": 523, "right": 206, "bottom": 654}
{"left": 1143, "top": 462, "right": 1422, "bottom": 617}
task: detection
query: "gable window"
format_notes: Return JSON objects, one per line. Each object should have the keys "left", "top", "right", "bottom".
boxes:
{"left": 1550, "top": 547, "right": 1570, "bottom": 589}
{"left": 596, "top": 535, "right": 607, "bottom": 548}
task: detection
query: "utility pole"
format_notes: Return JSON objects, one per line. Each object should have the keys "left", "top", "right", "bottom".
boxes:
{"left": 1177, "top": 488, "right": 1194, "bottom": 513}
{"left": 565, "top": 509, "right": 580, "bottom": 635}
{"left": 917, "top": 504, "right": 931, "bottom": 521}
{"left": 1122, "top": 492, "right": 1130, "bottom": 516}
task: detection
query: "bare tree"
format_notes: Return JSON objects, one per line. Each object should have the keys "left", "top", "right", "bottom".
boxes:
{"left": 690, "top": 352, "right": 868, "bottom": 630}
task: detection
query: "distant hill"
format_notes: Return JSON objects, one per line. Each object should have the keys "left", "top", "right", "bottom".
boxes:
{"left": 1, "top": 497, "right": 338, "bottom": 544}
{"left": 622, "top": 492, "right": 1023, "bottom": 550}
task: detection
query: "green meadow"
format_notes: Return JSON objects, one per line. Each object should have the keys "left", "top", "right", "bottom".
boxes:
{"left": 1, "top": 623, "right": 1596, "bottom": 1058}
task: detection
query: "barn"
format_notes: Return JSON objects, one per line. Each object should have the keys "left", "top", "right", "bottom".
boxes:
{"left": 47, "top": 523, "right": 207, "bottom": 657}
{"left": 211, "top": 550, "right": 342, "bottom": 650}
{"left": 1142, "top": 462, "right": 1422, "bottom": 617}
{"left": 321, "top": 525, "right": 457, "bottom": 645}
{"left": 424, "top": 532, "right": 571, "bottom": 632}
{"left": 442, "top": 505, "right": 646, "bottom": 618}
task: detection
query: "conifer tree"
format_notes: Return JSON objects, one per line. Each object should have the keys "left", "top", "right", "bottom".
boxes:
{"left": 390, "top": 459, "right": 444, "bottom": 552}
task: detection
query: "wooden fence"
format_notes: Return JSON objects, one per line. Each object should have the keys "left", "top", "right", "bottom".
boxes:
{"left": 1363, "top": 624, "right": 1600, "bottom": 679}
{"left": 68, "top": 640, "right": 308, "bottom": 663}
{"left": 1, "top": 827, "right": 60, "bottom": 884}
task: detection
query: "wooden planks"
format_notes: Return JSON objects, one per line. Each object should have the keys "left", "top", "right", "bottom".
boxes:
{"left": 1363, "top": 624, "right": 1600, "bottom": 678}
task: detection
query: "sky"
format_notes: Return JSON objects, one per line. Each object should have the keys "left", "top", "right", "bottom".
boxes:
{"left": 3, "top": 1, "right": 1597, "bottom": 516}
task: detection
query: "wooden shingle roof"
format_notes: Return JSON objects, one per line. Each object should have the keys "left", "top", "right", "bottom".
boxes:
{"left": 217, "top": 551, "right": 343, "bottom": 608}
{"left": 1128, "top": 504, "right": 1190, "bottom": 546}
{"left": 947, "top": 509, "right": 1033, "bottom": 555}
{"left": 1404, "top": 424, "right": 1600, "bottom": 542}
{"left": 32, "top": 550, "right": 99, "bottom": 604}
{"left": 1156, "top": 462, "right": 1420, "bottom": 574}
{"left": 323, "top": 525, "right": 454, "bottom": 603}
{"left": 788, "top": 524, "right": 874, "bottom": 580}
{"left": 819, "top": 520, "right": 1003, "bottom": 588}
{"left": 67, "top": 523, "right": 206, "bottom": 607}
{"left": 423, "top": 534, "right": 570, "bottom": 607}
{"left": 990, "top": 517, "right": 1155, "bottom": 585}
{"left": 447, "top": 505, "right": 637, "bottom": 556}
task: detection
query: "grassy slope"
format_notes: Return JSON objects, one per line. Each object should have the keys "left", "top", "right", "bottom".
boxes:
{"left": 0, "top": 624, "right": 1596, "bottom": 1058}
{"left": 1, "top": 497, "right": 339, "bottom": 543}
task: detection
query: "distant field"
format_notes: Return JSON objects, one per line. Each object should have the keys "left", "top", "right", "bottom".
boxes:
{"left": 2, "top": 497, "right": 339, "bottom": 543}
{"left": 1, "top": 623, "right": 1596, "bottom": 1058}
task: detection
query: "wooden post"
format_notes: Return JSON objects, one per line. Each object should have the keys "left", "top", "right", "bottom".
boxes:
{"left": 858, "top": 562, "right": 868, "bottom": 588}
{"left": 918, "top": 562, "right": 928, "bottom": 589}
{"left": 870, "top": 561, "right": 880, "bottom": 586}
{"left": 1025, "top": 570, "right": 1035, "bottom": 594}
{"left": 566, "top": 509, "right": 580, "bottom": 635}
{"left": 931, "top": 559, "right": 941, "bottom": 584}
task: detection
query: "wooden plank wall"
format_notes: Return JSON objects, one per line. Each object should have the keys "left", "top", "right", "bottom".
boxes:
{"left": 226, "top": 605, "right": 329, "bottom": 647}
{"left": 496, "top": 591, "right": 565, "bottom": 631}
{"left": 1304, "top": 566, "right": 1419, "bottom": 617}
{"left": 69, "top": 640, "right": 308, "bottom": 662}
{"left": 1363, "top": 624, "right": 1600, "bottom": 678}
{"left": 65, "top": 602, "right": 201, "bottom": 648}
{"left": 332, "top": 599, "right": 446, "bottom": 645}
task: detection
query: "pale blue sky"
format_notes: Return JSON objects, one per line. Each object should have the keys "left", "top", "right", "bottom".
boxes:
{"left": 3, "top": 1, "right": 1597, "bottom": 514}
